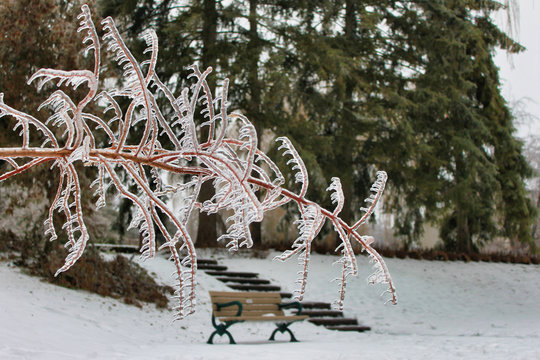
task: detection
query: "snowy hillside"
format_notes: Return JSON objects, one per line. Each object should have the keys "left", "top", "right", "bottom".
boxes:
{"left": 1, "top": 251, "right": 539, "bottom": 359}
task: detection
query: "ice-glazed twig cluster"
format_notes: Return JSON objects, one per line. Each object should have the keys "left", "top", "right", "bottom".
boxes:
{"left": 0, "top": 5, "right": 396, "bottom": 318}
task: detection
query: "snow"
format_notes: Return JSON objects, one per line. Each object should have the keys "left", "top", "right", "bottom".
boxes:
{"left": 1, "top": 251, "right": 539, "bottom": 359}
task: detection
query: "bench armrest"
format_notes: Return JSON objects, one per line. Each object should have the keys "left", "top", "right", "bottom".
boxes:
{"left": 216, "top": 301, "right": 243, "bottom": 316}
{"left": 278, "top": 301, "right": 303, "bottom": 315}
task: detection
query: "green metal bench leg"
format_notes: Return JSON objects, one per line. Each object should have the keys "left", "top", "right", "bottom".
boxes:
{"left": 207, "top": 327, "right": 236, "bottom": 344}
{"left": 208, "top": 317, "right": 238, "bottom": 345}
{"left": 269, "top": 323, "right": 299, "bottom": 342}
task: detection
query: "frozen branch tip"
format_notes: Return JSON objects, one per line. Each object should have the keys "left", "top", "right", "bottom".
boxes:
{"left": 0, "top": 4, "right": 396, "bottom": 319}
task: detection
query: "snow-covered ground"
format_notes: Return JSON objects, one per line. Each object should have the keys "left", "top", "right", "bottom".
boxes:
{"left": 1, "top": 250, "right": 539, "bottom": 359}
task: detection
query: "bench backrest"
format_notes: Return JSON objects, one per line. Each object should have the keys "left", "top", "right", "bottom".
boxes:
{"left": 209, "top": 291, "right": 284, "bottom": 318}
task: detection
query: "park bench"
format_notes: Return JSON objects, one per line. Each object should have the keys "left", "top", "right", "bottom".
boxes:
{"left": 207, "top": 291, "right": 309, "bottom": 344}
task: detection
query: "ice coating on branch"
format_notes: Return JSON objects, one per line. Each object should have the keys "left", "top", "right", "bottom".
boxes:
{"left": 206, "top": 169, "right": 262, "bottom": 251}
{"left": 102, "top": 18, "right": 145, "bottom": 100}
{"left": 28, "top": 69, "right": 97, "bottom": 93}
{"left": 274, "top": 203, "right": 325, "bottom": 300}
{"left": 54, "top": 165, "right": 90, "bottom": 276}
{"left": 331, "top": 249, "right": 356, "bottom": 310}
{"left": 327, "top": 177, "right": 345, "bottom": 216}
{"left": 353, "top": 170, "right": 387, "bottom": 229}
{"left": 0, "top": 94, "right": 59, "bottom": 149}
{"left": 365, "top": 242, "right": 397, "bottom": 305}
{"left": 77, "top": 4, "right": 100, "bottom": 74}
{"left": 127, "top": 195, "right": 156, "bottom": 261}
{"left": 0, "top": 4, "right": 397, "bottom": 319}
{"left": 276, "top": 137, "right": 308, "bottom": 198}
{"left": 139, "top": 29, "right": 158, "bottom": 80}
{"left": 90, "top": 164, "right": 107, "bottom": 209}
{"left": 331, "top": 222, "right": 358, "bottom": 309}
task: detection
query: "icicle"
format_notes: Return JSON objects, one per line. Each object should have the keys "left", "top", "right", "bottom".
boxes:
{"left": 274, "top": 203, "right": 325, "bottom": 300}
{"left": 0, "top": 6, "right": 397, "bottom": 324}
{"left": 327, "top": 177, "right": 345, "bottom": 216}
{"left": 352, "top": 171, "right": 388, "bottom": 229}
{"left": 276, "top": 137, "right": 309, "bottom": 198}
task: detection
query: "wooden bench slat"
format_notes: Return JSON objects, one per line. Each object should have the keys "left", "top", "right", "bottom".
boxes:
{"left": 211, "top": 294, "right": 281, "bottom": 300}
{"left": 213, "top": 304, "right": 281, "bottom": 309}
{"left": 217, "top": 315, "right": 308, "bottom": 322}
{"left": 213, "top": 303, "right": 280, "bottom": 310}
{"left": 214, "top": 305, "right": 281, "bottom": 310}
{"left": 212, "top": 298, "right": 283, "bottom": 306}
{"left": 215, "top": 310, "right": 283, "bottom": 317}
{"left": 209, "top": 291, "right": 283, "bottom": 299}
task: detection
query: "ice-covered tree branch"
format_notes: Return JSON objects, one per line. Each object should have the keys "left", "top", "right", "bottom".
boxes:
{"left": 0, "top": 4, "right": 396, "bottom": 318}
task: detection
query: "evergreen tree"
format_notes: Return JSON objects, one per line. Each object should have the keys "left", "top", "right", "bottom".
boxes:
{"left": 275, "top": 1, "right": 397, "bottom": 223}
{"left": 376, "top": 1, "right": 535, "bottom": 252}
{"left": 97, "top": 0, "right": 536, "bottom": 253}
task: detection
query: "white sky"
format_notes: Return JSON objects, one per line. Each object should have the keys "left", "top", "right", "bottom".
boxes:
{"left": 494, "top": 0, "right": 540, "bottom": 139}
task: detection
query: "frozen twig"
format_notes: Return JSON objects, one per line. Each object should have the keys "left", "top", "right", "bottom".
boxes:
{"left": 0, "top": 4, "right": 396, "bottom": 319}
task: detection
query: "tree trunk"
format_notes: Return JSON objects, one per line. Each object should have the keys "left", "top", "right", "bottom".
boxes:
{"left": 532, "top": 186, "right": 540, "bottom": 240}
{"left": 196, "top": 0, "right": 218, "bottom": 247}
{"left": 338, "top": 0, "right": 357, "bottom": 226}
{"left": 246, "top": 0, "right": 263, "bottom": 247}
{"left": 195, "top": 181, "right": 218, "bottom": 247}
{"left": 456, "top": 210, "right": 471, "bottom": 253}
{"left": 454, "top": 153, "right": 472, "bottom": 254}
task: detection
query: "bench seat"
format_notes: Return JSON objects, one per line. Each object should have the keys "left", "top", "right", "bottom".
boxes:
{"left": 218, "top": 315, "right": 308, "bottom": 322}
{"left": 208, "top": 291, "right": 308, "bottom": 344}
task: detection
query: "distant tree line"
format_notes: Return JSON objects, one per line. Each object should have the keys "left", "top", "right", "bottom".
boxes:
{"left": 0, "top": 0, "right": 536, "bottom": 254}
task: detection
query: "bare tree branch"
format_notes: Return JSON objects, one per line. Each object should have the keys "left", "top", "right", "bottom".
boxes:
{"left": 0, "top": 4, "right": 396, "bottom": 318}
